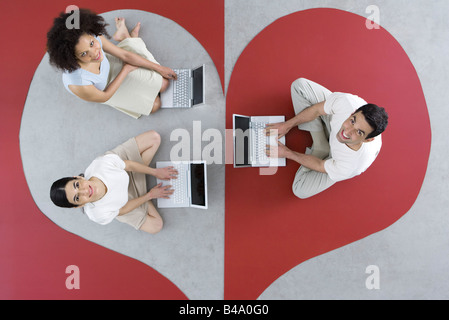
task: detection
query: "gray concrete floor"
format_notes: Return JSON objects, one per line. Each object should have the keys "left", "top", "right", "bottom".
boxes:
{"left": 20, "top": 1, "right": 449, "bottom": 299}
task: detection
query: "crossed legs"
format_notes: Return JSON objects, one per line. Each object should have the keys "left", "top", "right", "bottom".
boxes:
{"left": 134, "top": 130, "right": 164, "bottom": 234}
{"left": 290, "top": 78, "right": 336, "bottom": 199}
{"left": 113, "top": 18, "right": 169, "bottom": 114}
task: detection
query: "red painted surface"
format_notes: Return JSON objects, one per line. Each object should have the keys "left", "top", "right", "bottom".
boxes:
{"left": 0, "top": 0, "right": 223, "bottom": 300}
{"left": 225, "top": 9, "right": 430, "bottom": 299}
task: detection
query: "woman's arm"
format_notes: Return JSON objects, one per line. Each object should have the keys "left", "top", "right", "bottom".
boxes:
{"left": 68, "top": 63, "right": 137, "bottom": 103}
{"left": 123, "top": 160, "right": 178, "bottom": 180}
{"left": 118, "top": 183, "right": 173, "bottom": 215}
{"left": 100, "top": 36, "right": 177, "bottom": 80}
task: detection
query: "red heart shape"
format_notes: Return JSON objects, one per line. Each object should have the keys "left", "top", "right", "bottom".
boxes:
{"left": 225, "top": 8, "right": 430, "bottom": 299}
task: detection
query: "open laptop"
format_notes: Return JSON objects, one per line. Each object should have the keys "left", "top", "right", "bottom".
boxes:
{"left": 160, "top": 65, "right": 205, "bottom": 108}
{"left": 233, "top": 114, "right": 286, "bottom": 168}
{"left": 156, "top": 160, "right": 208, "bottom": 209}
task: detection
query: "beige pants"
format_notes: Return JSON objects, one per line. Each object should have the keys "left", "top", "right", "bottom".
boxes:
{"left": 290, "top": 78, "right": 336, "bottom": 199}
{"left": 104, "top": 37, "right": 163, "bottom": 119}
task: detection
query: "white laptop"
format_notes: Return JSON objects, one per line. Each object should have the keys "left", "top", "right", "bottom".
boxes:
{"left": 233, "top": 114, "right": 286, "bottom": 168}
{"left": 156, "top": 160, "right": 208, "bottom": 209}
{"left": 160, "top": 65, "right": 205, "bottom": 108}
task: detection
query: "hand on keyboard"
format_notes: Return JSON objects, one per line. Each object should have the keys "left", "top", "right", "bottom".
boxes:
{"left": 159, "top": 66, "right": 178, "bottom": 80}
{"left": 265, "top": 122, "right": 290, "bottom": 139}
{"left": 148, "top": 183, "right": 174, "bottom": 200}
{"left": 266, "top": 141, "right": 291, "bottom": 159}
{"left": 154, "top": 166, "right": 178, "bottom": 180}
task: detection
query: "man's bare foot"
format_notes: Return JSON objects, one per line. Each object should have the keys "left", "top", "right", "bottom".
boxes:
{"left": 113, "top": 17, "right": 131, "bottom": 42}
{"left": 130, "top": 22, "right": 141, "bottom": 38}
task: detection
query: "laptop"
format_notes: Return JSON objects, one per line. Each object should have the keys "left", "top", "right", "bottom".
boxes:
{"left": 160, "top": 65, "right": 205, "bottom": 108}
{"left": 233, "top": 114, "right": 286, "bottom": 168}
{"left": 156, "top": 160, "right": 208, "bottom": 209}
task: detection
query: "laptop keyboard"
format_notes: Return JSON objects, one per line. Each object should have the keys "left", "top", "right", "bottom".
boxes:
{"left": 170, "top": 163, "right": 188, "bottom": 204}
{"left": 173, "top": 69, "right": 191, "bottom": 107}
{"left": 251, "top": 122, "right": 269, "bottom": 163}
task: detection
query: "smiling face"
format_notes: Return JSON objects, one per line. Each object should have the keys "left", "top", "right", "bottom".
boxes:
{"left": 74, "top": 33, "right": 103, "bottom": 66}
{"left": 64, "top": 176, "right": 102, "bottom": 207}
{"left": 336, "top": 111, "right": 375, "bottom": 150}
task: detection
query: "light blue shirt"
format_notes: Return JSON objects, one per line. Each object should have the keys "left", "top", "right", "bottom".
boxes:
{"left": 62, "top": 36, "right": 110, "bottom": 94}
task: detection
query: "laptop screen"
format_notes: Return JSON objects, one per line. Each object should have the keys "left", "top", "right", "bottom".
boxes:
{"left": 190, "top": 163, "right": 206, "bottom": 207}
{"left": 192, "top": 66, "right": 204, "bottom": 105}
{"left": 233, "top": 115, "right": 250, "bottom": 167}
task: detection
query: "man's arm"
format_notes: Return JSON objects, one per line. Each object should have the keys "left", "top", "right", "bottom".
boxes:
{"left": 265, "top": 101, "right": 327, "bottom": 138}
{"left": 267, "top": 141, "right": 327, "bottom": 173}
{"left": 285, "top": 150, "right": 326, "bottom": 173}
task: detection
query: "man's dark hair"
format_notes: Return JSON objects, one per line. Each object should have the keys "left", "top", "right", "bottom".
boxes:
{"left": 355, "top": 103, "right": 388, "bottom": 139}
{"left": 46, "top": 8, "right": 110, "bottom": 72}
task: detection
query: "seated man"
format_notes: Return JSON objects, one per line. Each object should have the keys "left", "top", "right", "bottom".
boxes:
{"left": 266, "top": 78, "right": 388, "bottom": 199}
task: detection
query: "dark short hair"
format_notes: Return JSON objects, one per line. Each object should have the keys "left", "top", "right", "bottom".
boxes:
{"left": 50, "top": 174, "right": 84, "bottom": 208}
{"left": 355, "top": 104, "right": 389, "bottom": 139}
{"left": 46, "top": 8, "right": 110, "bottom": 72}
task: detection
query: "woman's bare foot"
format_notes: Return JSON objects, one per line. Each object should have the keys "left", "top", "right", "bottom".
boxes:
{"left": 130, "top": 22, "right": 141, "bottom": 38}
{"left": 113, "top": 17, "right": 131, "bottom": 42}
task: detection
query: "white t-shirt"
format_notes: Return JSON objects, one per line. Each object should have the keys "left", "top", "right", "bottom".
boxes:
{"left": 83, "top": 154, "right": 129, "bottom": 225}
{"left": 323, "top": 92, "right": 382, "bottom": 182}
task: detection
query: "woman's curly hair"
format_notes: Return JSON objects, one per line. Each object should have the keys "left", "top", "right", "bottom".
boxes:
{"left": 46, "top": 8, "right": 110, "bottom": 72}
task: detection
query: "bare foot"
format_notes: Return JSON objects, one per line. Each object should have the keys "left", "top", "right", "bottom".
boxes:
{"left": 130, "top": 22, "right": 141, "bottom": 38}
{"left": 113, "top": 17, "right": 131, "bottom": 42}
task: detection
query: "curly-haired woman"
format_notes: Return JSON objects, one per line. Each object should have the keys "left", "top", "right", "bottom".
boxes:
{"left": 47, "top": 9, "right": 177, "bottom": 118}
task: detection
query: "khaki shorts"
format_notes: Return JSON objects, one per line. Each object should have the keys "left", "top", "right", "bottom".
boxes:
{"left": 106, "top": 138, "right": 148, "bottom": 230}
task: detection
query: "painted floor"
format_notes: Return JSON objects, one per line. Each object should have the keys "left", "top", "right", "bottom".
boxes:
{"left": 1, "top": 0, "right": 448, "bottom": 300}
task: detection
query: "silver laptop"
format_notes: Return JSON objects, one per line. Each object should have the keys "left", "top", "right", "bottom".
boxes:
{"left": 233, "top": 114, "right": 286, "bottom": 168}
{"left": 156, "top": 160, "right": 208, "bottom": 209}
{"left": 160, "top": 65, "right": 205, "bottom": 108}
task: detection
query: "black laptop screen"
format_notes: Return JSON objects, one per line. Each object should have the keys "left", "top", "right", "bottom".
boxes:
{"left": 234, "top": 115, "right": 250, "bottom": 167}
{"left": 190, "top": 163, "right": 206, "bottom": 206}
{"left": 192, "top": 66, "right": 204, "bottom": 105}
